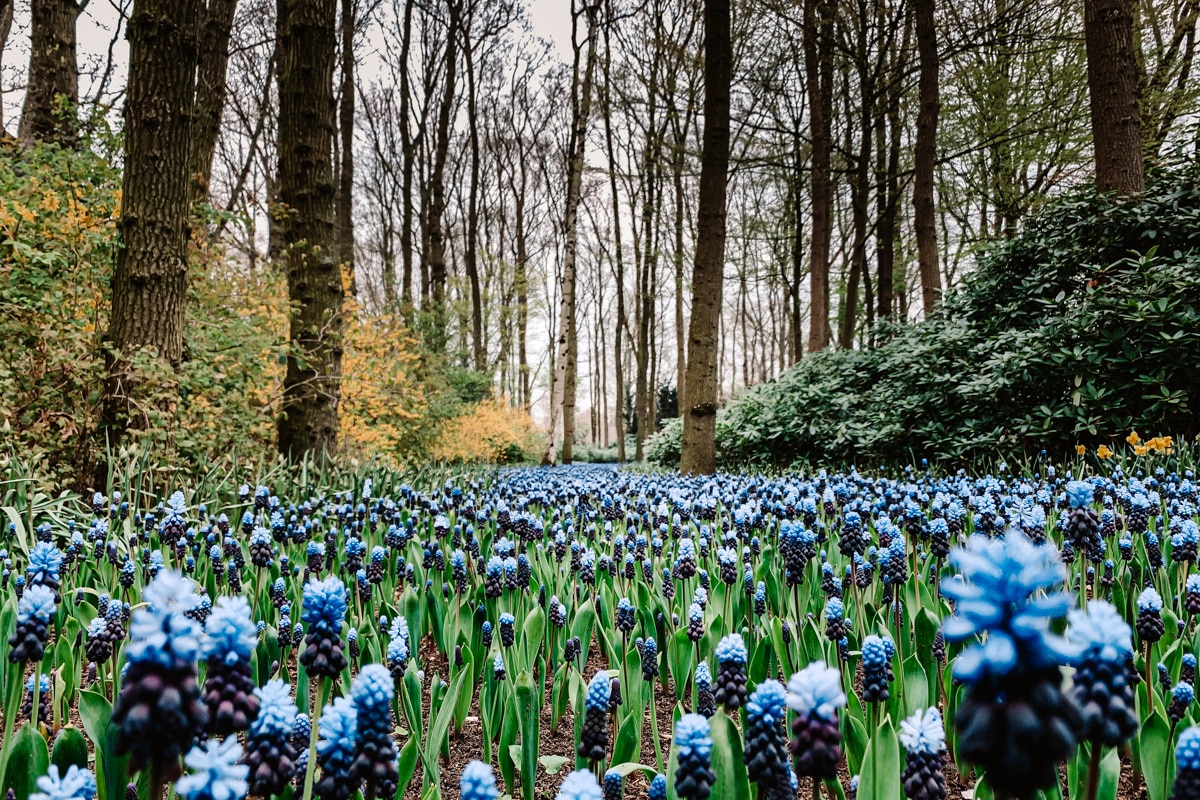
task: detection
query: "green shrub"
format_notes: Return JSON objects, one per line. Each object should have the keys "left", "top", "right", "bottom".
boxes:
{"left": 651, "top": 158, "right": 1200, "bottom": 469}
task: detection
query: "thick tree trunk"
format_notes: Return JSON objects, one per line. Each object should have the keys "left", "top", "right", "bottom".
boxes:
{"left": 398, "top": 0, "right": 415, "bottom": 311}
{"left": 803, "top": 0, "right": 833, "bottom": 353}
{"left": 19, "top": 0, "right": 80, "bottom": 145}
{"left": 336, "top": 0, "right": 356, "bottom": 296}
{"left": 464, "top": 33, "right": 485, "bottom": 372}
{"left": 544, "top": 0, "right": 600, "bottom": 465}
{"left": 1084, "top": 0, "right": 1145, "bottom": 194}
{"left": 680, "top": 0, "right": 731, "bottom": 475}
{"left": 104, "top": 0, "right": 203, "bottom": 446}
{"left": 672, "top": 126, "right": 687, "bottom": 416}
{"left": 913, "top": 0, "right": 943, "bottom": 315}
{"left": 188, "top": 0, "right": 238, "bottom": 205}
{"left": 275, "top": 0, "right": 341, "bottom": 459}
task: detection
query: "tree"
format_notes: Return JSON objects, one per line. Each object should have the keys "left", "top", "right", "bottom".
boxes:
{"left": 275, "top": 0, "right": 342, "bottom": 458}
{"left": 104, "top": 0, "right": 205, "bottom": 445}
{"left": 680, "top": 0, "right": 731, "bottom": 474}
{"left": 803, "top": 0, "right": 833, "bottom": 352}
{"left": 913, "top": 0, "right": 943, "bottom": 313}
{"left": 0, "top": 0, "right": 13, "bottom": 131}
{"left": 188, "top": 0, "right": 238, "bottom": 205}
{"left": 336, "top": 0, "right": 356, "bottom": 295}
{"left": 544, "top": 0, "right": 600, "bottom": 465}
{"left": 19, "top": 0, "right": 82, "bottom": 145}
{"left": 1084, "top": 0, "right": 1144, "bottom": 194}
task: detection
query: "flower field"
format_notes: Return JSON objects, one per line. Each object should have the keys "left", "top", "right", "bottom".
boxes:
{"left": 1, "top": 459, "right": 1199, "bottom": 800}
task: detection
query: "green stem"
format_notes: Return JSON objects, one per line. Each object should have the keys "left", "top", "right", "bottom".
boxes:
{"left": 302, "top": 677, "right": 331, "bottom": 800}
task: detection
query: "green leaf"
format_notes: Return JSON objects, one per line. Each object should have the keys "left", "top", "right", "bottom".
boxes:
{"left": 1141, "top": 710, "right": 1171, "bottom": 800}
{"left": 80, "top": 689, "right": 128, "bottom": 800}
{"left": 1097, "top": 746, "right": 1120, "bottom": 800}
{"left": 395, "top": 737, "right": 420, "bottom": 800}
{"left": 707, "top": 712, "right": 750, "bottom": 800}
{"left": 612, "top": 710, "right": 643, "bottom": 766}
{"left": 1, "top": 723, "right": 49, "bottom": 800}
{"left": 515, "top": 671, "right": 540, "bottom": 800}
{"left": 538, "top": 755, "right": 570, "bottom": 776}
{"left": 858, "top": 716, "right": 902, "bottom": 800}
{"left": 607, "top": 762, "right": 655, "bottom": 778}
{"left": 49, "top": 726, "right": 89, "bottom": 774}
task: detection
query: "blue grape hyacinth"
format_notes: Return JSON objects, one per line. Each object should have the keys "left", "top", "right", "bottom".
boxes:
{"left": 786, "top": 662, "right": 846, "bottom": 780}
{"left": 460, "top": 761, "right": 499, "bottom": 800}
{"left": 27, "top": 541, "right": 63, "bottom": 592}
{"left": 175, "top": 737, "right": 249, "bottom": 800}
{"left": 899, "top": 708, "right": 947, "bottom": 800}
{"left": 242, "top": 679, "right": 299, "bottom": 797}
{"left": 350, "top": 664, "right": 399, "bottom": 793}
{"left": 9, "top": 583, "right": 56, "bottom": 663}
{"left": 112, "top": 571, "right": 207, "bottom": 780}
{"left": 648, "top": 774, "right": 667, "bottom": 800}
{"left": 714, "top": 633, "right": 748, "bottom": 710}
{"left": 1067, "top": 600, "right": 1138, "bottom": 747}
{"left": 744, "top": 680, "right": 794, "bottom": 800}
{"left": 861, "top": 635, "right": 890, "bottom": 704}
{"left": 941, "top": 534, "right": 1082, "bottom": 799}
{"left": 30, "top": 764, "right": 96, "bottom": 800}
{"left": 1171, "top": 727, "right": 1200, "bottom": 800}
{"left": 673, "top": 713, "right": 715, "bottom": 800}
{"left": 299, "top": 576, "right": 348, "bottom": 678}
{"left": 316, "top": 695, "right": 360, "bottom": 800}
{"left": 201, "top": 596, "right": 260, "bottom": 735}
{"left": 579, "top": 672, "right": 611, "bottom": 762}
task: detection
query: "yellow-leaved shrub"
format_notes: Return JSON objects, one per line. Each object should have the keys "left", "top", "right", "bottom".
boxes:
{"left": 431, "top": 398, "right": 543, "bottom": 464}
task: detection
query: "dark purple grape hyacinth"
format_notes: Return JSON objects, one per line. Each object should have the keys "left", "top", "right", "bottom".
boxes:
{"left": 713, "top": 633, "right": 748, "bottom": 711}
{"left": 299, "top": 575, "right": 349, "bottom": 679}
{"left": 899, "top": 708, "right": 947, "bottom": 800}
{"left": 743, "top": 680, "right": 795, "bottom": 800}
{"left": 200, "top": 596, "right": 259, "bottom": 736}
{"left": 241, "top": 679, "right": 299, "bottom": 797}
{"left": 1066, "top": 601, "right": 1138, "bottom": 748}
{"left": 578, "top": 673, "right": 610, "bottom": 762}
{"left": 673, "top": 714, "right": 715, "bottom": 800}
{"left": 786, "top": 662, "right": 846, "bottom": 781}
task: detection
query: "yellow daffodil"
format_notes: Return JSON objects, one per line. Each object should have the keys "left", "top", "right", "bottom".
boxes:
{"left": 1127, "top": 431, "right": 1141, "bottom": 446}
{"left": 1096, "top": 444, "right": 1113, "bottom": 459}
{"left": 1076, "top": 445, "right": 1086, "bottom": 455}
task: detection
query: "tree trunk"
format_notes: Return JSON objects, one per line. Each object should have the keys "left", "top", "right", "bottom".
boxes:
{"left": 0, "top": 1, "right": 15, "bottom": 132}
{"left": 1085, "top": 0, "right": 1145, "bottom": 194}
{"left": 913, "top": 0, "right": 942, "bottom": 315}
{"left": 104, "top": 0, "right": 203, "bottom": 446}
{"left": 398, "top": 0, "right": 415, "bottom": 311}
{"left": 803, "top": 0, "right": 833, "bottom": 353}
{"left": 544, "top": 0, "right": 600, "bottom": 465}
{"left": 275, "top": 0, "right": 341, "bottom": 459}
{"left": 336, "top": 0, "right": 356, "bottom": 296}
{"left": 427, "top": 0, "right": 459, "bottom": 351}
{"left": 19, "top": 0, "right": 80, "bottom": 145}
{"left": 464, "top": 33, "right": 485, "bottom": 371}
{"left": 680, "top": 0, "right": 731, "bottom": 475}
{"left": 671, "top": 123, "right": 687, "bottom": 416}
{"left": 188, "top": 0, "right": 238, "bottom": 205}
{"left": 603, "top": 1, "right": 627, "bottom": 462}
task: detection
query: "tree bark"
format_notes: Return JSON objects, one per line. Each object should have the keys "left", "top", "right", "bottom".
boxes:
{"left": 1084, "top": 0, "right": 1145, "bottom": 194}
{"left": 398, "top": 0, "right": 415, "bottom": 311}
{"left": 913, "top": 0, "right": 943, "bottom": 315}
{"left": 544, "top": 0, "right": 600, "bottom": 465}
{"left": 104, "top": 0, "right": 203, "bottom": 445}
{"left": 803, "top": 0, "right": 833, "bottom": 352}
{"left": 602, "top": 1, "right": 627, "bottom": 462}
{"left": 680, "top": 0, "right": 731, "bottom": 475}
{"left": 0, "top": 0, "right": 14, "bottom": 132}
{"left": 426, "top": 0, "right": 459, "bottom": 351}
{"left": 275, "top": 0, "right": 341, "bottom": 459}
{"left": 19, "top": 0, "right": 80, "bottom": 145}
{"left": 336, "top": 0, "right": 356, "bottom": 296}
{"left": 188, "top": 0, "right": 238, "bottom": 205}
{"left": 464, "top": 27, "right": 485, "bottom": 371}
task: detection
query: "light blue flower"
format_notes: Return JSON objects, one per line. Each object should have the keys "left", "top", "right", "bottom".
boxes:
{"left": 301, "top": 576, "right": 347, "bottom": 634}
{"left": 175, "top": 737, "right": 249, "bottom": 800}
{"left": 1177, "top": 727, "right": 1200, "bottom": 771}
{"left": 824, "top": 598, "right": 844, "bottom": 621}
{"left": 715, "top": 633, "right": 747, "bottom": 664}
{"left": 30, "top": 764, "right": 96, "bottom": 800}
{"left": 862, "top": 635, "right": 888, "bottom": 667}
{"left": 1174, "top": 683, "right": 1195, "bottom": 705}
{"left": 1065, "top": 481, "right": 1093, "bottom": 510}
{"left": 786, "top": 662, "right": 846, "bottom": 720}
{"left": 250, "top": 679, "right": 297, "bottom": 739}
{"left": 688, "top": 603, "right": 703, "bottom": 624}
{"left": 899, "top": 708, "right": 946, "bottom": 755}
{"left": 586, "top": 672, "right": 611, "bottom": 710}
{"left": 695, "top": 662, "right": 712, "bottom": 691}
{"left": 745, "top": 680, "right": 787, "bottom": 727}
{"left": 1138, "top": 586, "right": 1164, "bottom": 613}
{"left": 648, "top": 774, "right": 667, "bottom": 800}
{"left": 27, "top": 542, "right": 63, "bottom": 586}
{"left": 18, "top": 584, "right": 57, "bottom": 625}
{"left": 556, "top": 770, "right": 603, "bottom": 800}
{"left": 460, "top": 760, "right": 499, "bottom": 800}
{"left": 1067, "top": 601, "right": 1132, "bottom": 663}
{"left": 941, "top": 534, "right": 1077, "bottom": 683}
{"left": 316, "top": 695, "right": 358, "bottom": 777}
{"left": 127, "top": 570, "right": 201, "bottom": 666}
{"left": 352, "top": 664, "right": 394, "bottom": 717}
{"left": 202, "top": 596, "right": 257, "bottom": 666}
{"left": 674, "top": 713, "right": 712, "bottom": 760}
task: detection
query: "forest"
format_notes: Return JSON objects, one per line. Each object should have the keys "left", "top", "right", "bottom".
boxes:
{"left": 1, "top": 4, "right": 1200, "bottom": 800}
{"left": 1, "top": 0, "right": 1195, "bottom": 486}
